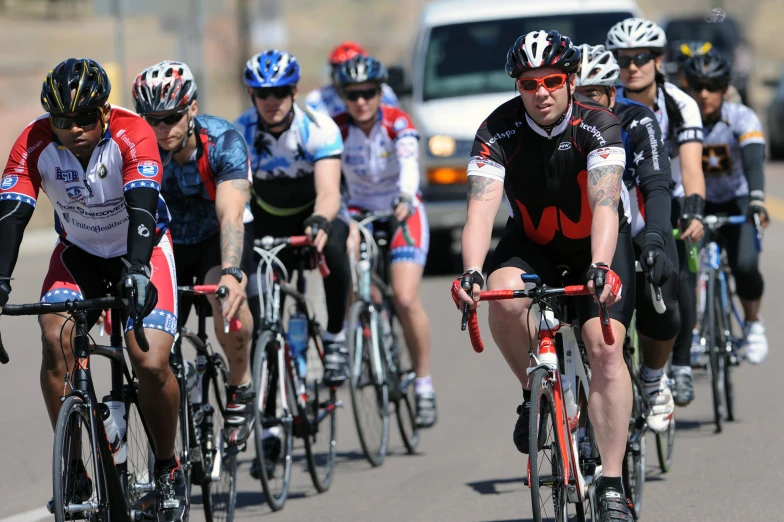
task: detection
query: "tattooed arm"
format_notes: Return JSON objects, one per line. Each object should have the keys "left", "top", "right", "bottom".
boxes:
{"left": 587, "top": 164, "right": 624, "bottom": 265}
{"left": 462, "top": 174, "right": 504, "bottom": 272}
{"left": 216, "top": 179, "right": 251, "bottom": 268}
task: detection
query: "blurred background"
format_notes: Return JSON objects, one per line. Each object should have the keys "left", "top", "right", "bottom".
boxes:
{"left": 1, "top": 0, "right": 781, "bottom": 230}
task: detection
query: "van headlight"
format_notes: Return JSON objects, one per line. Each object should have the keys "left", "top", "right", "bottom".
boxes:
{"left": 428, "top": 135, "right": 456, "bottom": 157}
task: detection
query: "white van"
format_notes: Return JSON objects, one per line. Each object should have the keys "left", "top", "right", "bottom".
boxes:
{"left": 389, "top": 0, "right": 642, "bottom": 270}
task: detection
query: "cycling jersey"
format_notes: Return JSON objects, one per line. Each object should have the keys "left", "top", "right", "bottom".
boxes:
{"left": 701, "top": 102, "right": 765, "bottom": 204}
{"left": 617, "top": 82, "right": 703, "bottom": 198}
{"left": 306, "top": 83, "right": 399, "bottom": 118}
{"left": 334, "top": 105, "right": 419, "bottom": 210}
{"left": 1, "top": 106, "right": 170, "bottom": 258}
{"left": 233, "top": 104, "right": 343, "bottom": 216}
{"left": 613, "top": 97, "right": 672, "bottom": 241}
{"left": 161, "top": 115, "right": 252, "bottom": 245}
{"left": 467, "top": 94, "right": 629, "bottom": 254}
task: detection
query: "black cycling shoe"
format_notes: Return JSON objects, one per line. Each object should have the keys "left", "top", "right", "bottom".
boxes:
{"left": 513, "top": 402, "right": 531, "bottom": 454}
{"left": 154, "top": 458, "right": 188, "bottom": 522}
{"left": 47, "top": 462, "right": 93, "bottom": 515}
{"left": 225, "top": 382, "right": 255, "bottom": 445}
{"left": 415, "top": 392, "right": 438, "bottom": 428}
{"left": 672, "top": 369, "right": 695, "bottom": 407}
{"left": 323, "top": 340, "right": 349, "bottom": 387}
{"left": 249, "top": 431, "right": 282, "bottom": 480}
{"left": 597, "top": 488, "right": 634, "bottom": 521}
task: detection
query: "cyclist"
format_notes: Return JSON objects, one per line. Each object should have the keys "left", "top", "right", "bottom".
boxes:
{"left": 606, "top": 17, "right": 707, "bottom": 407}
{"left": 670, "top": 40, "right": 742, "bottom": 103}
{"left": 682, "top": 50, "right": 768, "bottom": 363}
{"left": 305, "top": 40, "right": 399, "bottom": 117}
{"left": 332, "top": 55, "right": 437, "bottom": 428}
{"left": 234, "top": 49, "right": 351, "bottom": 385}
{"left": 0, "top": 59, "right": 185, "bottom": 517}
{"left": 132, "top": 60, "right": 256, "bottom": 445}
{"left": 575, "top": 44, "right": 678, "bottom": 433}
{"left": 453, "top": 31, "right": 635, "bottom": 521}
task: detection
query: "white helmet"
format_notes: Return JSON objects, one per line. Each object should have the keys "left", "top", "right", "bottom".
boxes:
{"left": 132, "top": 60, "right": 197, "bottom": 114}
{"left": 605, "top": 18, "right": 667, "bottom": 51}
{"left": 576, "top": 44, "right": 620, "bottom": 87}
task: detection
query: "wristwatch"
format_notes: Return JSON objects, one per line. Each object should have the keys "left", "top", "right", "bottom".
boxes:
{"left": 221, "top": 267, "right": 243, "bottom": 283}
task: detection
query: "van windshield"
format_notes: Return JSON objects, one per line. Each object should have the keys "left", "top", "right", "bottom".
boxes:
{"left": 423, "top": 12, "right": 633, "bottom": 101}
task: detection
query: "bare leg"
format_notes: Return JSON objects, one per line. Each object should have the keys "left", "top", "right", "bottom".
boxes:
{"left": 390, "top": 262, "right": 430, "bottom": 376}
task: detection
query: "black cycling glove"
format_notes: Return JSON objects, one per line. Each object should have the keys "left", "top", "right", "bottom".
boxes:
{"left": 303, "top": 214, "right": 331, "bottom": 238}
{"left": 640, "top": 245, "right": 673, "bottom": 287}
{"left": 120, "top": 260, "right": 158, "bottom": 320}
{"left": 680, "top": 194, "right": 705, "bottom": 231}
{"left": 0, "top": 279, "right": 10, "bottom": 308}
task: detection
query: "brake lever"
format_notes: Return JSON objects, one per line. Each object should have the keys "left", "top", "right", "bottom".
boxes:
{"left": 461, "top": 279, "right": 471, "bottom": 331}
{"left": 646, "top": 251, "right": 667, "bottom": 314}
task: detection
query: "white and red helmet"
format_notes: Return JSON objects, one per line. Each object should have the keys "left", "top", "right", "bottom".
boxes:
{"left": 132, "top": 60, "right": 197, "bottom": 114}
{"left": 506, "top": 30, "right": 581, "bottom": 78}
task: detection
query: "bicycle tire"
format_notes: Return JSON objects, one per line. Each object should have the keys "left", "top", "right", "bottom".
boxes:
{"left": 706, "top": 270, "right": 724, "bottom": 433}
{"left": 53, "top": 395, "right": 116, "bottom": 522}
{"left": 122, "top": 381, "right": 156, "bottom": 512}
{"left": 389, "top": 308, "right": 419, "bottom": 454}
{"left": 622, "top": 376, "right": 646, "bottom": 519}
{"left": 304, "top": 330, "right": 338, "bottom": 493}
{"left": 252, "top": 330, "right": 292, "bottom": 511}
{"left": 720, "top": 290, "right": 736, "bottom": 422}
{"left": 529, "top": 367, "right": 568, "bottom": 522}
{"left": 202, "top": 353, "right": 237, "bottom": 522}
{"left": 348, "top": 300, "right": 390, "bottom": 467}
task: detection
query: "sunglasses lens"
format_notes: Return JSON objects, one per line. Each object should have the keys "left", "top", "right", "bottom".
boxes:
{"left": 344, "top": 88, "right": 378, "bottom": 101}
{"left": 254, "top": 87, "right": 291, "bottom": 99}
{"left": 50, "top": 110, "right": 99, "bottom": 129}
{"left": 519, "top": 80, "right": 538, "bottom": 92}
{"left": 543, "top": 75, "right": 566, "bottom": 89}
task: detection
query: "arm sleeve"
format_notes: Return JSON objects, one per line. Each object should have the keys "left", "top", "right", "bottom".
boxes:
{"left": 124, "top": 188, "right": 159, "bottom": 267}
{"left": 214, "top": 129, "right": 253, "bottom": 184}
{"left": 735, "top": 106, "right": 766, "bottom": 198}
{"left": 390, "top": 112, "right": 420, "bottom": 198}
{"left": 0, "top": 200, "right": 34, "bottom": 280}
{"left": 673, "top": 88, "right": 704, "bottom": 146}
{"left": 466, "top": 119, "right": 507, "bottom": 182}
{"left": 631, "top": 117, "right": 673, "bottom": 248}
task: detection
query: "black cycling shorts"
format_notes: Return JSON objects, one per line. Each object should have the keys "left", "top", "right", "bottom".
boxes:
{"left": 488, "top": 218, "right": 636, "bottom": 330}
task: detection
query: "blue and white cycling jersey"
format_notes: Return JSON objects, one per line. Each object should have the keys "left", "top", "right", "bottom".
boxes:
{"left": 233, "top": 104, "right": 343, "bottom": 216}
{"left": 305, "top": 83, "right": 399, "bottom": 118}
{"left": 160, "top": 115, "right": 251, "bottom": 245}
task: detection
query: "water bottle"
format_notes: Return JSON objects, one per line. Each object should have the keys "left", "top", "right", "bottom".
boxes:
{"left": 561, "top": 377, "right": 578, "bottom": 432}
{"left": 380, "top": 305, "right": 393, "bottom": 351}
{"left": 287, "top": 312, "right": 309, "bottom": 378}
{"left": 184, "top": 360, "right": 203, "bottom": 426}
{"left": 101, "top": 396, "right": 127, "bottom": 464}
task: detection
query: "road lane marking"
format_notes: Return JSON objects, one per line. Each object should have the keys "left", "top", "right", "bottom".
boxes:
{"left": 0, "top": 507, "right": 50, "bottom": 522}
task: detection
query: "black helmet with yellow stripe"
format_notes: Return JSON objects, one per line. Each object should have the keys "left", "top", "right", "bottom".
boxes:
{"left": 41, "top": 58, "right": 111, "bottom": 114}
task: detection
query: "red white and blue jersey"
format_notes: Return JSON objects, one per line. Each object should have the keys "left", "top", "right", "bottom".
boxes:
{"left": 333, "top": 105, "right": 420, "bottom": 211}
{"left": 1, "top": 106, "right": 170, "bottom": 258}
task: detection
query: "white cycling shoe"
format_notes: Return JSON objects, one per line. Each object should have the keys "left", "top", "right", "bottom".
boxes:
{"left": 743, "top": 321, "right": 768, "bottom": 365}
{"left": 645, "top": 375, "right": 674, "bottom": 433}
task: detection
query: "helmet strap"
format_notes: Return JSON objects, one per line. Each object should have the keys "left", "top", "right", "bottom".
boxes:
{"left": 162, "top": 113, "right": 195, "bottom": 166}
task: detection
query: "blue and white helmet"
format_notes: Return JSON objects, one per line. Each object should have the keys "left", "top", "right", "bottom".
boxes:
{"left": 244, "top": 50, "right": 300, "bottom": 88}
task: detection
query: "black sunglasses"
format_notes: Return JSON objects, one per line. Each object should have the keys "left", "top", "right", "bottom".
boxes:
{"left": 144, "top": 108, "right": 188, "bottom": 127}
{"left": 342, "top": 87, "right": 379, "bottom": 102}
{"left": 253, "top": 86, "right": 292, "bottom": 100}
{"left": 616, "top": 52, "right": 656, "bottom": 69}
{"left": 50, "top": 109, "right": 101, "bottom": 130}
{"left": 687, "top": 80, "right": 727, "bottom": 93}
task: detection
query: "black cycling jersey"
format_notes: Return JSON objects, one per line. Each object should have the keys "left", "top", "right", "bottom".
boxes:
{"left": 468, "top": 93, "right": 628, "bottom": 254}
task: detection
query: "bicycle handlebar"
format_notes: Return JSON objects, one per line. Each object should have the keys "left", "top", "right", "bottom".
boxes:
{"left": 177, "top": 285, "right": 243, "bottom": 333}
{"left": 350, "top": 208, "right": 416, "bottom": 246}
{"left": 455, "top": 280, "right": 615, "bottom": 353}
{"left": 0, "top": 296, "right": 129, "bottom": 364}
{"left": 254, "top": 236, "right": 330, "bottom": 278}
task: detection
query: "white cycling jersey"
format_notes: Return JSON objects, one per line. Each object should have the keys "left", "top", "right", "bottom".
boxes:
{"left": 333, "top": 105, "right": 419, "bottom": 211}
{"left": 702, "top": 102, "right": 765, "bottom": 204}
{"left": 618, "top": 82, "right": 703, "bottom": 198}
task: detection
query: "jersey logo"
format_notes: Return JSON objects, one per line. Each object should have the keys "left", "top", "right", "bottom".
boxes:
{"left": 702, "top": 144, "right": 731, "bottom": 176}
{"left": 137, "top": 161, "right": 159, "bottom": 178}
{"left": 0, "top": 175, "right": 18, "bottom": 190}
{"left": 56, "top": 167, "right": 80, "bottom": 183}
{"left": 640, "top": 116, "right": 653, "bottom": 125}
{"left": 66, "top": 186, "right": 88, "bottom": 202}
{"left": 633, "top": 151, "right": 644, "bottom": 165}
{"left": 558, "top": 142, "right": 572, "bottom": 151}
{"left": 515, "top": 170, "right": 592, "bottom": 245}
{"left": 596, "top": 147, "right": 611, "bottom": 159}
{"left": 393, "top": 117, "right": 409, "bottom": 132}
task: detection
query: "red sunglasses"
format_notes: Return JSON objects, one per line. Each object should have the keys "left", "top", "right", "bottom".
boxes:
{"left": 517, "top": 73, "right": 568, "bottom": 93}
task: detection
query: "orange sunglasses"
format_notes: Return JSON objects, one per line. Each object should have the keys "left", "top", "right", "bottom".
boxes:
{"left": 517, "top": 73, "right": 568, "bottom": 93}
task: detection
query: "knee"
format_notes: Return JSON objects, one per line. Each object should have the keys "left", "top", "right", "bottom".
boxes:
{"left": 41, "top": 327, "right": 68, "bottom": 370}
{"left": 393, "top": 290, "right": 419, "bottom": 315}
{"left": 133, "top": 356, "right": 173, "bottom": 388}
{"left": 584, "top": 333, "right": 626, "bottom": 379}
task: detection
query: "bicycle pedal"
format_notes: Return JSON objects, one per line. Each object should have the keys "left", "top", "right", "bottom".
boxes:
{"left": 131, "top": 509, "right": 156, "bottom": 521}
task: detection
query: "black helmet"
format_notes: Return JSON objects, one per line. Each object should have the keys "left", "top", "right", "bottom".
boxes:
{"left": 673, "top": 40, "right": 713, "bottom": 67}
{"left": 41, "top": 58, "right": 111, "bottom": 114}
{"left": 506, "top": 30, "right": 581, "bottom": 78}
{"left": 333, "top": 55, "right": 388, "bottom": 87}
{"left": 683, "top": 49, "right": 731, "bottom": 86}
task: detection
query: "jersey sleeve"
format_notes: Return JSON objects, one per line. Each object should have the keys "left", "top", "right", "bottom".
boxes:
{"left": 466, "top": 118, "right": 507, "bottom": 183}
{"left": 213, "top": 128, "right": 252, "bottom": 184}
{"left": 1, "top": 120, "right": 49, "bottom": 208}
{"left": 381, "top": 83, "right": 400, "bottom": 107}
{"left": 118, "top": 118, "right": 163, "bottom": 194}
{"left": 306, "top": 111, "right": 344, "bottom": 161}
{"left": 582, "top": 109, "right": 626, "bottom": 171}
{"left": 389, "top": 111, "right": 420, "bottom": 197}
{"left": 669, "top": 85, "right": 704, "bottom": 146}
{"left": 734, "top": 105, "right": 765, "bottom": 147}
{"left": 305, "top": 88, "right": 329, "bottom": 115}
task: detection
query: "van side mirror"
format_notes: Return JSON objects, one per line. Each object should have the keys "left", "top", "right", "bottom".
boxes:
{"left": 387, "top": 65, "right": 413, "bottom": 97}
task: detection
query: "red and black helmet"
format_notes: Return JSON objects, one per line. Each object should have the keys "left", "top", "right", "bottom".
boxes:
{"left": 506, "top": 30, "right": 581, "bottom": 78}
{"left": 328, "top": 41, "right": 368, "bottom": 66}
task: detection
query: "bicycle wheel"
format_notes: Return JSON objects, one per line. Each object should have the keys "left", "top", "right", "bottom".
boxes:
{"left": 53, "top": 395, "right": 114, "bottom": 522}
{"left": 252, "top": 330, "right": 293, "bottom": 511}
{"left": 348, "top": 300, "right": 390, "bottom": 467}
{"left": 706, "top": 271, "right": 724, "bottom": 433}
{"left": 202, "top": 353, "right": 237, "bottom": 522}
{"left": 622, "top": 377, "right": 646, "bottom": 519}
{"left": 123, "top": 382, "right": 156, "bottom": 511}
{"left": 529, "top": 368, "right": 568, "bottom": 522}
{"left": 303, "top": 330, "right": 338, "bottom": 493}
{"left": 720, "top": 294, "right": 736, "bottom": 422}
{"left": 390, "top": 307, "right": 419, "bottom": 453}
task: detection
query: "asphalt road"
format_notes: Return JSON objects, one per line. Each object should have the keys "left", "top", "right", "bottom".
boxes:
{"left": 2, "top": 165, "right": 784, "bottom": 522}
